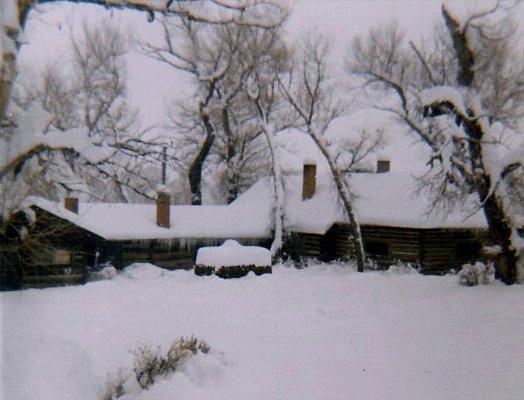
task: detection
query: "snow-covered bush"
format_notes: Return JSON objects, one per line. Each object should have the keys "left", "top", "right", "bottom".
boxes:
{"left": 387, "top": 262, "right": 419, "bottom": 274}
{"left": 458, "top": 262, "right": 495, "bottom": 286}
{"left": 132, "top": 336, "right": 210, "bottom": 389}
{"left": 98, "top": 336, "right": 210, "bottom": 397}
{"left": 121, "top": 263, "right": 168, "bottom": 280}
{"left": 89, "top": 265, "right": 117, "bottom": 281}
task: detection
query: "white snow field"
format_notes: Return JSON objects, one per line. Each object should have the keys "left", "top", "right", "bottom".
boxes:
{"left": 2, "top": 263, "right": 524, "bottom": 400}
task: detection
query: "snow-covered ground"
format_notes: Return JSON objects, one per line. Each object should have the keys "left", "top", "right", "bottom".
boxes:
{"left": 2, "top": 263, "right": 524, "bottom": 400}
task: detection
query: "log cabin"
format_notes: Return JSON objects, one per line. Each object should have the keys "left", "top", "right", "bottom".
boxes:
{"left": 1, "top": 159, "right": 489, "bottom": 289}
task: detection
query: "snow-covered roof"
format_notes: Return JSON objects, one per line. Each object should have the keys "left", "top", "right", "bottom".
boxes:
{"left": 24, "top": 194, "right": 272, "bottom": 241}
{"left": 24, "top": 171, "right": 487, "bottom": 241}
{"left": 245, "top": 171, "right": 488, "bottom": 234}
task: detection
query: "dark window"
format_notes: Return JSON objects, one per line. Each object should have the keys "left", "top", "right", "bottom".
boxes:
{"left": 365, "top": 241, "right": 389, "bottom": 257}
{"left": 454, "top": 241, "right": 481, "bottom": 264}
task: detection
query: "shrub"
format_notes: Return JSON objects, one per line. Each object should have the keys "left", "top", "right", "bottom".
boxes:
{"left": 458, "top": 262, "right": 494, "bottom": 286}
{"left": 132, "top": 336, "right": 210, "bottom": 389}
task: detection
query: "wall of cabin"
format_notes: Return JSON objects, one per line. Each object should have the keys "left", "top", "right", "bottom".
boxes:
{"left": 1, "top": 207, "right": 94, "bottom": 289}
{"left": 421, "top": 229, "right": 489, "bottom": 274}
{"left": 288, "top": 223, "right": 489, "bottom": 274}
{"left": 98, "top": 237, "right": 272, "bottom": 270}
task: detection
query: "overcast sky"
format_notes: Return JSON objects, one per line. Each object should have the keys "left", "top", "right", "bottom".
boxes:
{"left": 18, "top": 0, "right": 524, "bottom": 173}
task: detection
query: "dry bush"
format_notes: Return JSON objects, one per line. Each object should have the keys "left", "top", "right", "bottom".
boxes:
{"left": 132, "top": 336, "right": 210, "bottom": 389}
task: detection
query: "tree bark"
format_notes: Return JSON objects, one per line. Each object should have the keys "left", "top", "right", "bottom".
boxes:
{"left": 462, "top": 117, "right": 518, "bottom": 284}
{"left": 441, "top": 5, "right": 518, "bottom": 284}
{"left": 188, "top": 105, "right": 215, "bottom": 205}
{"left": 307, "top": 129, "right": 366, "bottom": 272}
{"left": 222, "top": 106, "right": 240, "bottom": 204}
{"left": 441, "top": 5, "right": 475, "bottom": 87}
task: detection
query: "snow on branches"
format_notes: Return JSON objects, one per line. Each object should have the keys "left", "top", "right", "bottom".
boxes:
{"left": 349, "top": 3, "right": 524, "bottom": 283}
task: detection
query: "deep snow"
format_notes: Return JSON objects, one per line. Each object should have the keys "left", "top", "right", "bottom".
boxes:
{"left": 1, "top": 263, "right": 524, "bottom": 400}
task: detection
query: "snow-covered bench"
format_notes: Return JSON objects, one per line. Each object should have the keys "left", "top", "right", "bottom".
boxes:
{"left": 195, "top": 240, "right": 272, "bottom": 278}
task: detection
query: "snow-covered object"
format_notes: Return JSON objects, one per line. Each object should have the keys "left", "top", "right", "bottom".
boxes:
{"left": 420, "top": 83, "right": 523, "bottom": 277}
{"left": 386, "top": 262, "right": 418, "bottom": 274}
{"left": 419, "top": 86, "right": 468, "bottom": 117}
{"left": 121, "top": 263, "right": 170, "bottom": 280}
{"left": 3, "top": 263, "right": 524, "bottom": 400}
{"left": 22, "top": 194, "right": 272, "bottom": 240}
{"left": 196, "top": 240, "right": 271, "bottom": 267}
{"left": 249, "top": 172, "right": 487, "bottom": 234}
{"left": 22, "top": 170, "right": 487, "bottom": 242}
{"left": 458, "top": 262, "right": 494, "bottom": 286}
{"left": 89, "top": 265, "right": 118, "bottom": 281}
{"left": 0, "top": 103, "right": 116, "bottom": 174}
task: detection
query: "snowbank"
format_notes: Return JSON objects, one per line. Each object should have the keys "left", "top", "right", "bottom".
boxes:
{"left": 196, "top": 240, "right": 271, "bottom": 267}
{"left": 120, "top": 263, "right": 170, "bottom": 280}
{"left": 2, "top": 264, "right": 524, "bottom": 400}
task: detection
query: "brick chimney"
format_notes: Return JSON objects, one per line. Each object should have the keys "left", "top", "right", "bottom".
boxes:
{"left": 302, "top": 163, "right": 317, "bottom": 200}
{"left": 376, "top": 158, "right": 390, "bottom": 173}
{"left": 64, "top": 197, "right": 79, "bottom": 214}
{"left": 156, "top": 191, "right": 170, "bottom": 228}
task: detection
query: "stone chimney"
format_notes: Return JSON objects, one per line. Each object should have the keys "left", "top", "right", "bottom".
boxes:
{"left": 376, "top": 158, "right": 390, "bottom": 173}
{"left": 156, "top": 191, "right": 170, "bottom": 228}
{"left": 64, "top": 197, "right": 79, "bottom": 214}
{"left": 302, "top": 163, "right": 317, "bottom": 200}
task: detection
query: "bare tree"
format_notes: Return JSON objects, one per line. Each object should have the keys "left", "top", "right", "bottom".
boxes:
{"left": 279, "top": 37, "right": 384, "bottom": 272}
{"left": 1, "top": 0, "right": 287, "bottom": 123}
{"left": 141, "top": 18, "right": 252, "bottom": 204}
{"left": 348, "top": 3, "right": 524, "bottom": 283}
{"left": 11, "top": 22, "right": 160, "bottom": 205}
{"left": 167, "top": 98, "right": 269, "bottom": 204}
{"left": 240, "top": 23, "right": 296, "bottom": 256}
{"left": 0, "top": 0, "right": 288, "bottom": 206}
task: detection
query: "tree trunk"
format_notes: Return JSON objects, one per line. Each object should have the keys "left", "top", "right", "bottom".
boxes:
{"left": 442, "top": 5, "right": 518, "bottom": 284}
{"left": 188, "top": 107, "right": 215, "bottom": 205}
{"left": 482, "top": 193, "right": 518, "bottom": 284}
{"left": 464, "top": 121, "right": 517, "bottom": 284}
{"left": 307, "top": 129, "right": 366, "bottom": 272}
{"left": 222, "top": 106, "right": 240, "bottom": 204}
{"left": 261, "top": 124, "right": 285, "bottom": 257}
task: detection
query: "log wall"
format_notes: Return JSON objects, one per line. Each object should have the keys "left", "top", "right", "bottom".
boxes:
{"left": 101, "top": 237, "right": 271, "bottom": 270}
{"left": 1, "top": 207, "right": 93, "bottom": 289}
{"left": 284, "top": 232, "right": 323, "bottom": 262}
{"left": 321, "top": 224, "right": 421, "bottom": 266}
{"left": 290, "top": 223, "right": 489, "bottom": 274}
{"left": 421, "top": 228, "right": 488, "bottom": 274}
